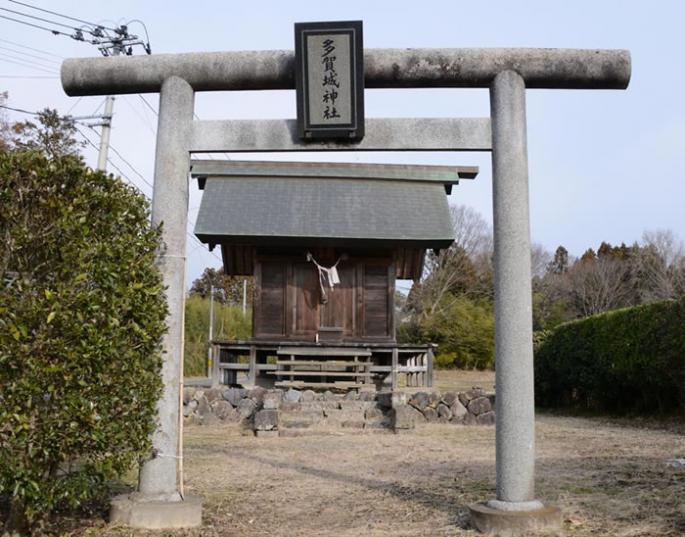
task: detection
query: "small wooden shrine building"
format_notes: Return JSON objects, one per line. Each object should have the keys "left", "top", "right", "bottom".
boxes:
{"left": 193, "top": 160, "right": 478, "bottom": 390}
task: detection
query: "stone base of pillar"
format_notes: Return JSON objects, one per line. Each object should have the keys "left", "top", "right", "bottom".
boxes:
{"left": 110, "top": 493, "right": 202, "bottom": 529}
{"left": 468, "top": 502, "right": 561, "bottom": 536}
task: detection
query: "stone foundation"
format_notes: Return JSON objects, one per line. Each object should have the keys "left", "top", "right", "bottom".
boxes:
{"left": 183, "top": 386, "right": 495, "bottom": 434}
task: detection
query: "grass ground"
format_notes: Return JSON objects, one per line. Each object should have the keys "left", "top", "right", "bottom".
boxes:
{"left": 40, "top": 371, "right": 685, "bottom": 536}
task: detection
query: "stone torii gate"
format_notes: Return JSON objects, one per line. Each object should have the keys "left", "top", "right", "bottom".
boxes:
{"left": 61, "top": 46, "right": 630, "bottom": 532}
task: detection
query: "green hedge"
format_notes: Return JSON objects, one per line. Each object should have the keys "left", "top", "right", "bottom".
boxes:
{"left": 534, "top": 298, "right": 685, "bottom": 414}
{"left": 0, "top": 153, "right": 166, "bottom": 532}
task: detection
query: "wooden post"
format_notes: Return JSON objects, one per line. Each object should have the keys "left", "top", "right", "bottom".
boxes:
{"left": 391, "top": 347, "right": 398, "bottom": 391}
{"left": 211, "top": 344, "right": 220, "bottom": 386}
{"left": 248, "top": 345, "right": 257, "bottom": 386}
{"left": 426, "top": 348, "right": 434, "bottom": 388}
{"left": 416, "top": 354, "right": 426, "bottom": 386}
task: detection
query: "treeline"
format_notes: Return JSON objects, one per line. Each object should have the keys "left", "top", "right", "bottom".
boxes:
{"left": 399, "top": 205, "right": 685, "bottom": 370}
{"left": 184, "top": 267, "right": 254, "bottom": 376}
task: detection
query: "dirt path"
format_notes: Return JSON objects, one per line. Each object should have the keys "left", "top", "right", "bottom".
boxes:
{"left": 86, "top": 414, "right": 685, "bottom": 537}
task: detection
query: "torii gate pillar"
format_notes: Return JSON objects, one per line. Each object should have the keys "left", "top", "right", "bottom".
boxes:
{"left": 62, "top": 45, "right": 630, "bottom": 534}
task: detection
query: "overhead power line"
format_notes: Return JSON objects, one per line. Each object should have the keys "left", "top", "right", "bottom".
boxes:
{"left": 0, "top": 103, "right": 41, "bottom": 116}
{"left": 0, "top": 37, "right": 64, "bottom": 59}
{"left": 0, "top": 44, "right": 61, "bottom": 64}
{"left": 8, "top": 0, "right": 118, "bottom": 32}
{"left": 74, "top": 127, "right": 222, "bottom": 262}
{"left": 0, "top": 51, "right": 58, "bottom": 71}
{"left": 0, "top": 6, "right": 92, "bottom": 33}
{"left": 0, "top": 56, "right": 57, "bottom": 74}
{"left": 0, "top": 13, "right": 73, "bottom": 38}
{"left": 0, "top": 74, "right": 57, "bottom": 78}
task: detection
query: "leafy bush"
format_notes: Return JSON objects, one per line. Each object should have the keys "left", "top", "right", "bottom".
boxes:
{"left": 184, "top": 295, "right": 252, "bottom": 377}
{"left": 535, "top": 298, "right": 685, "bottom": 414}
{"left": 399, "top": 296, "right": 495, "bottom": 369}
{"left": 0, "top": 153, "right": 166, "bottom": 532}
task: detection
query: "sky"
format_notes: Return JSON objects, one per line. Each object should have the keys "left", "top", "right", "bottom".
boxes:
{"left": 1, "top": 0, "right": 684, "bottom": 290}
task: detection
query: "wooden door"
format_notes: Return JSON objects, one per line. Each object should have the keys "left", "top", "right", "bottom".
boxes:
{"left": 254, "top": 261, "right": 286, "bottom": 338}
{"left": 320, "top": 262, "right": 355, "bottom": 336}
{"left": 291, "top": 262, "right": 319, "bottom": 338}
{"left": 362, "top": 262, "right": 394, "bottom": 339}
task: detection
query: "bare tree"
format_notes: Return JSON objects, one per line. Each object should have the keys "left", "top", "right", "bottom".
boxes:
{"left": 567, "top": 257, "right": 632, "bottom": 316}
{"left": 0, "top": 92, "right": 11, "bottom": 153}
{"left": 411, "top": 205, "right": 493, "bottom": 317}
{"left": 638, "top": 229, "right": 685, "bottom": 300}
{"left": 531, "top": 243, "right": 552, "bottom": 280}
{"left": 450, "top": 204, "right": 493, "bottom": 258}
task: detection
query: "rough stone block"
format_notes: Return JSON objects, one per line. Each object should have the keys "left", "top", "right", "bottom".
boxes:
{"left": 339, "top": 400, "right": 371, "bottom": 412}
{"left": 423, "top": 407, "right": 439, "bottom": 422}
{"left": 476, "top": 410, "right": 496, "bottom": 426}
{"left": 301, "top": 390, "right": 316, "bottom": 402}
{"left": 364, "top": 406, "right": 384, "bottom": 421}
{"left": 255, "top": 429, "right": 279, "bottom": 438}
{"left": 193, "top": 412, "right": 218, "bottom": 426}
{"left": 192, "top": 389, "right": 205, "bottom": 402}
{"left": 196, "top": 395, "right": 211, "bottom": 418}
{"left": 211, "top": 400, "right": 237, "bottom": 421}
{"left": 428, "top": 392, "right": 442, "bottom": 408}
{"left": 463, "top": 413, "right": 478, "bottom": 426}
{"left": 323, "top": 408, "right": 364, "bottom": 428}
{"left": 376, "top": 392, "right": 393, "bottom": 409}
{"left": 183, "top": 387, "right": 195, "bottom": 405}
{"left": 468, "top": 396, "right": 492, "bottom": 416}
{"left": 248, "top": 386, "right": 268, "bottom": 403}
{"left": 263, "top": 390, "right": 282, "bottom": 410}
{"left": 376, "top": 391, "right": 407, "bottom": 409}
{"left": 237, "top": 398, "right": 257, "bottom": 420}
{"left": 222, "top": 387, "right": 246, "bottom": 406}
{"left": 283, "top": 388, "right": 302, "bottom": 403}
{"left": 392, "top": 404, "right": 416, "bottom": 430}
{"left": 364, "top": 406, "right": 391, "bottom": 429}
{"left": 341, "top": 419, "right": 366, "bottom": 429}
{"left": 254, "top": 409, "right": 279, "bottom": 431}
{"left": 321, "top": 390, "right": 338, "bottom": 401}
{"left": 458, "top": 387, "right": 485, "bottom": 407}
{"left": 204, "top": 388, "right": 222, "bottom": 403}
{"left": 280, "top": 401, "right": 301, "bottom": 412}
{"left": 359, "top": 390, "right": 376, "bottom": 402}
{"left": 343, "top": 390, "right": 359, "bottom": 400}
{"left": 183, "top": 399, "right": 198, "bottom": 417}
{"left": 441, "top": 392, "right": 458, "bottom": 407}
{"left": 450, "top": 399, "right": 468, "bottom": 422}
{"left": 280, "top": 409, "right": 324, "bottom": 428}
{"left": 409, "top": 392, "right": 431, "bottom": 411}
{"left": 437, "top": 403, "right": 452, "bottom": 420}
{"left": 263, "top": 399, "right": 278, "bottom": 410}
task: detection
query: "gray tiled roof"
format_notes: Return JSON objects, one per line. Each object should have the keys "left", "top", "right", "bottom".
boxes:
{"left": 193, "top": 161, "right": 477, "bottom": 248}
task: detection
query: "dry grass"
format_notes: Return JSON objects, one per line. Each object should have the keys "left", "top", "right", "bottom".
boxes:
{"left": 45, "top": 370, "right": 685, "bottom": 536}
{"left": 66, "top": 417, "right": 685, "bottom": 537}
{"left": 430, "top": 369, "right": 496, "bottom": 394}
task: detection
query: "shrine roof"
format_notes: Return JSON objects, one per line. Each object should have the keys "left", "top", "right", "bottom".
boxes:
{"left": 192, "top": 160, "right": 477, "bottom": 249}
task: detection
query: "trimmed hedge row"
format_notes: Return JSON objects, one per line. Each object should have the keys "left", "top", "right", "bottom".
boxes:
{"left": 534, "top": 298, "right": 685, "bottom": 414}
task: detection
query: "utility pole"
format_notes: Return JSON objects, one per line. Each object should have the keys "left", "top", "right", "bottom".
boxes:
{"left": 2, "top": 5, "right": 150, "bottom": 172}
{"left": 96, "top": 94, "right": 115, "bottom": 171}
{"left": 207, "top": 285, "right": 214, "bottom": 378}
{"left": 93, "top": 31, "right": 148, "bottom": 171}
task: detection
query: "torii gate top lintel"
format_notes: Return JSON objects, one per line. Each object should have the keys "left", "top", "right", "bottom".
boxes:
{"left": 61, "top": 47, "right": 631, "bottom": 96}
